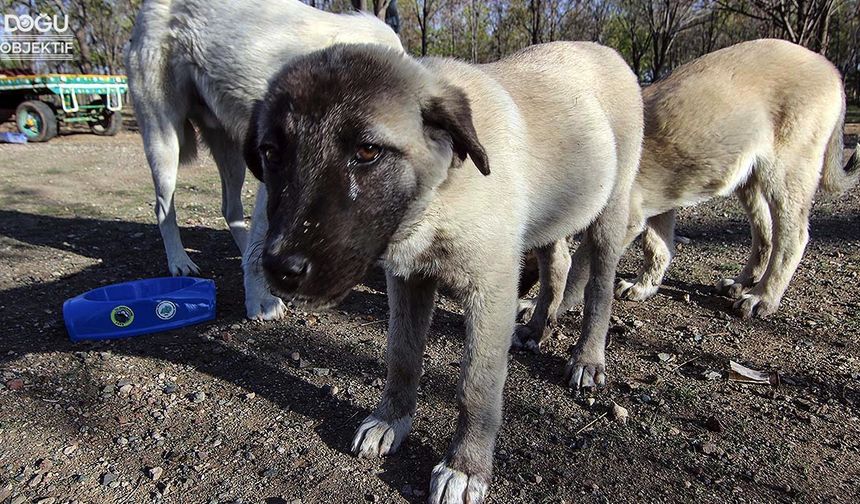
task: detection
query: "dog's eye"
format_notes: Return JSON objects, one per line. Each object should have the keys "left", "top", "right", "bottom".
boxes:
{"left": 353, "top": 144, "right": 382, "bottom": 165}
{"left": 261, "top": 145, "right": 279, "bottom": 165}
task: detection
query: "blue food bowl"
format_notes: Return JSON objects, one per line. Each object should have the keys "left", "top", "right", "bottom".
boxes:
{"left": 63, "top": 277, "right": 216, "bottom": 342}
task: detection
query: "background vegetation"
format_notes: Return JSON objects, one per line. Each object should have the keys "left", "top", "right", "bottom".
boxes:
{"left": 1, "top": 0, "right": 859, "bottom": 103}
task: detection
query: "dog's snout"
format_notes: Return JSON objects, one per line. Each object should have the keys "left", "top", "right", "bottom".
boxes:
{"left": 262, "top": 251, "right": 311, "bottom": 289}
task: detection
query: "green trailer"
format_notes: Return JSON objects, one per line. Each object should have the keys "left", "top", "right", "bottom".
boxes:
{"left": 0, "top": 73, "right": 127, "bottom": 142}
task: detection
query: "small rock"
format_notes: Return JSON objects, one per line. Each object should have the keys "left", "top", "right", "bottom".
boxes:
{"left": 705, "top": 415, "right": 724, "bottom": 433}
{"left": 312, "top": 368, "right": 330, "bottom": 377}
{"left": 703, "top": 371, "right": 722, "bottom": 381}
{"left": 5, "top": 378, "right": 24, "bottom": 390}
{"left": 63, "top": 444, "right": 78, "bottom": 456}
{"left": 0, "top": 483, "right": 11, "bottom": 502}
{"left": 586, "top": 398, "right": 596, "bottom": 407}
{"left": 163, "top": 383, "right": 177, "bottom": 394}
{"left": 11, "top": 496, "right": 27, "bottom": 504}
{"left": 146, "top": 466, "right": 164, "bottom": 481}
{"left": 531, "top": 474, "right": 542, "bottom": 484}
{"left": 365, "top": 494, "right": 379, "bottom": 503}
{"left": 35, "top": 498, "right": 56, "bottom": 504}
{"left": 118, "top": 384, "right": 133, "bottom": 396}
{"left": 230, "top": 323, "right": 242, "bottom": 330}
{"left": 244, "top": 392, "right": 256, "bottom": 400}
{"left": 28, "top": 473, "right": 43, "bottom": 487}
{"left": 101, "top": 473, "right": 117, "bottom": 486}
{"left": 261, "top": 467, "right": 278, "bottom": 478}
{"left": 657, "top": 352, "right": 674, "bottom": 363}
{"left": 191, "top": 391, "right": 206, "bottom": 403}
{"left": 290, "top": 351, "right": 301, "bottom": 362}
{"left": 611, "top": 402, "right": 629, "bottom": 424}
{"left": 37, "top": 458, "right": 54, "bottom": 472}
{"left": 701, "top": 441, "right": 718, "bottom": 455}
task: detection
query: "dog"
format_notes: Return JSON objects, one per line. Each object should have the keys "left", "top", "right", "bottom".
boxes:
{"left": 125, "top": 0, "right": 402, "bottom": 319}
{"left": 243, "top": 42, "right": 643, "bottom": 503}
{"left": 516, "top": 39, "right": 859, "bottom": 350}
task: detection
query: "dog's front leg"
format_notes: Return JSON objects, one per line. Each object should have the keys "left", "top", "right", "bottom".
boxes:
{"left": 353, "top": 272, "right": 437, "bottom": 458}
{"left": 242, "top": 185, "right": 287, "bottom": 320}
{"left": 430, "top": 268, "right": 516, "bottom": 504}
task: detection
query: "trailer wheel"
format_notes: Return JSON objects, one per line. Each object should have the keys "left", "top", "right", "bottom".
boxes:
{"left": 89, "top": 100, "right": 122, "bottom": 136}
{"left": 16, "top": 100, "right": 57, "bottom": 142}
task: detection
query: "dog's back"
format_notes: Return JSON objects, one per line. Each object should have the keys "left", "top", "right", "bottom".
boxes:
{"left": 420, "top": 42, "right": 643, "bottom": 248}
{"left": 127, "top": 0, "right": 403, "bottom": 146}
{"left": 640, "top": 39, "right": 851, "bottom": 213}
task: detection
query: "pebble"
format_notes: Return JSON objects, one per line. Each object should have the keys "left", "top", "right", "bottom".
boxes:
{"left": 163, "top": 383, "right": 177, "bottom": 394}
{"left": 192, "top": 391, "right": 206, "bottom": 403}
{"left": 37, "top": 458, "right": 53, "bottom": 472}
{"left": 63, "top": 444, "right": 78, "bottom": 456}
{"left": 532, "top": 474, "right": 543, "bottom": 484}
{"left": 312, "top": 368, "right": 330, "bottom": 377}
{"left": 0, "top": 484, "right": 10, "bottom": 502}
{"left": 28, "top": 473, "right": 43, "bottom": 487}
{"left": 146, "top": 466, "right": 164, "bottom": 481}
{"left": 118, "top": 384, "right": 133, "bottom": 396}
{"left": 11, "top": 496, "right": 27, "bottom": 504}
{"left": 5, "top": 378, "right": 24, "bottom": 390}
{"left": 35, "top": 498, "right": 56, "bottom": 504}
{"left": 100, "top": 472, "right": 117, "bottom": 486}
{"left": 701, "top": 441, "right": 718, "bottom": 455}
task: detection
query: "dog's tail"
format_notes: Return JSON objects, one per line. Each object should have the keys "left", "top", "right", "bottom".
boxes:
{"left": 820, "top": 98, "right": 859, "bottom": 194}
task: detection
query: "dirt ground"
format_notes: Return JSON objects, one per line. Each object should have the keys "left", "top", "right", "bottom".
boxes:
{"left": 0, "top": 130, "right": 858, "bottom": 504}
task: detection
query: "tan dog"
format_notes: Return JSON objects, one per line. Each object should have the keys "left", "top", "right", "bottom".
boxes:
{"left": 244, "top": 42, "right": 643, "bottom": 503}
{"left": 517, "top": 39, "right": 858, "bottom": 353}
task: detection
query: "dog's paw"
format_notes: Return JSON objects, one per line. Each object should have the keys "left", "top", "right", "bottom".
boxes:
{"left": 564, "top": 351, "right": 606, "bottom": 390}
{"left": 245, "top": 293, "right": 287, "bottom": 321}
{"left": 715, "top": 278, "right": 752, "bottom": 299}
{"left": 733, "top": 293, "right": 779, "bottom": 319}
{"left": 615, "top": 279, "right": 659, "bottom": 301}
{"left": 351, "top": 415, "right": 411, "bottom": 458}
{"left": 511, "top": 323, "right": 544, "bottom": 354}
{"left": 516, "top": 298, "right": 537, "bottom": 321}
{"left": 429, "top": 462, "right": 488, "bottom": 504}
{"left": 168, "top": 253, "right": 200, "bottom": 276}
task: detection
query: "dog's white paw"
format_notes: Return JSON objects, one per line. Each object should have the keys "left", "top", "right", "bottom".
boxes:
{"left": 429, "top": 462, "right": 488, "bottom": 504}
{"left": 245, "top": 293, "right": 287, "bottom": 321}
{"left": 351, "top": 415, "right": 411, "bottom": 458}
{"left": 516, "top": 298, "right": 536, "bottom": 321}
{"left": 168, "top": 253, "right": 200, "bottom": 276}
{"left": 715, "top": 278, "right": 749, "bottom": 299}
{"left": 615, "top": 279, "right": 659, "bottom": 301}
{"left": 733, "top": 293, "right": 779, "bottom": 320}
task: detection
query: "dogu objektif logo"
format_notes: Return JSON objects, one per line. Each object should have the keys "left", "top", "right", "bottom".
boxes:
{"left": 1, "top": 13, "right": 73, "bottom": 61}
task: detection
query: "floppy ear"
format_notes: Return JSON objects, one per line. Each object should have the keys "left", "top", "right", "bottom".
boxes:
{"left": 421, "top": 85, "right": 490, "bottom": 176}
{"left": 243, "top": 101, "right": 265, "bottom": 182}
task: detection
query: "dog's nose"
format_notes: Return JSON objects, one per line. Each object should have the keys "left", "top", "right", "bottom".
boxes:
{"left": 262, "top": 252, "right": 311, "bottom": 285}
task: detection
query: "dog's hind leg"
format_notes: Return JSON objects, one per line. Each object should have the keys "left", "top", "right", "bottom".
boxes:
{"left": 242, "top": 186, "right": 288, "bottom": 320}
{"left": 716, "top": 180, "right": 772, "bottom": 298}
{"left": 352, "top": 273, "right": 437, "bottom": 458}
{"left": 616, "top": 210, "right": 676, "bottom": 301}
{"left": 512, "top": 240, "right": 571, "bottom": 352}
{"left": 734, "top": 155, "right": 818, "bottom": 319}
{"left": 198, "top": 126, "right": 249, "bottom": 253}
{"left": 140, "top": 115, "right": 200, "bottom": 276}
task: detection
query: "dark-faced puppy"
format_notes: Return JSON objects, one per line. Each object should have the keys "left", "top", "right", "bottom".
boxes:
{"left": 245, "top": 46, "right": 486, "bottom": 309}
{"left": 246, "top": 42, "right": 642, "bottom": 504}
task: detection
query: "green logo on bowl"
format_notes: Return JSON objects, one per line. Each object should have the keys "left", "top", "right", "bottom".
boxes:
{"left": 110, "top": 305, "right": 134, "bottom": 327}
{"left": 156, "top": 300, "right": 177, "bottom": 320}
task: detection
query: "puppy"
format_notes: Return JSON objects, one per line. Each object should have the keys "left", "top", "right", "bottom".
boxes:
{"left": 126, "top": 0, "right": 402, "bottom": 320}
{"left": 244, "top": 43, "right": 642, "bottom": 503}
{"left": 518, "top": 39, "right": 859, "bottom": 350}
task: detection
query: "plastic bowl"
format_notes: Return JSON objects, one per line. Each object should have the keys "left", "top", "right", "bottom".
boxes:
{"left": 63, "top": 277, "right": 216, "bottom": 342}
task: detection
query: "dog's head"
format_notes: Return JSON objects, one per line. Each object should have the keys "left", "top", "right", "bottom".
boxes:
{"left": 244, "top": 44, "right": 489, "bottom": 308}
